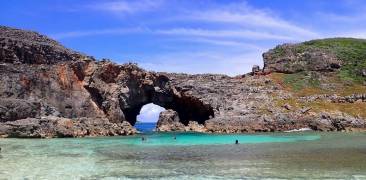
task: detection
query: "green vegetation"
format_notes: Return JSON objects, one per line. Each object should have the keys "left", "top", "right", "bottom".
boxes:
{"left": 270, "top": 39, "right": 366, "bottom": 118}
{"left": 296, "top": 38, "right": 366, "bottom": 83}
{"left": 275, "top": 97, "right": 366, "bottom": 119}
{"left": 272, "top": 45, "right": 287, "bottom": 58}
{"left": 270, "top": 72, "right": 366, "bottom": 96}
{"left": 283, "top": 72, "right": 320, "bottom": 91}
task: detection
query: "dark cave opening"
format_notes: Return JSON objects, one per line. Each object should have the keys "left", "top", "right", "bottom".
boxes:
{"left": 121, "top": 94, "right": 214, "bottom": 127}
{"left": 167, "top": 94, "right": 215, "bottom": 126}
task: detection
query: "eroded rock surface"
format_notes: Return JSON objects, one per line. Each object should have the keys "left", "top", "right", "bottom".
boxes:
{"left": 0, "top": 26, "right": 85, "bottom": 64}
{"left": 263, "top": 44, "right": 342, "bottom": 73}
{"left": 0, "top": 116, "right": 136, "bottom": 138}
{"left": 156, "top": 109, "right": 185, "bottom": 132}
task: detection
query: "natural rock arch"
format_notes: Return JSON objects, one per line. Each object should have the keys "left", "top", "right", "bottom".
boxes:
{"left": 80, "top": 62, "right": 215, "bottom": 128}
{"left": 119, "top": 79, "right": 215, "bottom": 126}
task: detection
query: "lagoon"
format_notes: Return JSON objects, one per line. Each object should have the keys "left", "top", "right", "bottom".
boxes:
{"left": 0, "top": 129, "right": 366, "bottom": 179}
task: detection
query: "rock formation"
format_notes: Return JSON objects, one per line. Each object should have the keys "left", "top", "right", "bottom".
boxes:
{"left": 0, "top": 26, "right": 365, "bottom": 138}
{"left": 262, "top": 43, "right": 342, "bottom": 73}
{"left": 156, "top": 109, "right": 185, "bottom": 132}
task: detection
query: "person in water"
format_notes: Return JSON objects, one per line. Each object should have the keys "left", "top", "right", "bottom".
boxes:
{"left": 173, "top": 136, "right": 176, "bottom": 140}
{"left": 235, "top": 140, "right": 239, "bottom": 144}
{"left": 141, "top": 137, "right": 145, "bottom": 141}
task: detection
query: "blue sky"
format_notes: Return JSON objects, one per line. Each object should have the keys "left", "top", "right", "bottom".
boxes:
{"left": 2, "top": 0, "right": 366, "bottom": 122}
{"left": 2, "top": 0, "right": 366, "bottom": 75}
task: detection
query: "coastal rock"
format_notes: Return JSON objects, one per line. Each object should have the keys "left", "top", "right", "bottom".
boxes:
{"left": 185, "top": 121, "right": 206, "bottom": 132}
{"left": 0, "top": 26, "right": 87, "bottom": 64}
{"left": 251, "top": 65, "right": 261, "bottom": 75}
{"left": 0, "top": 26, "right": 365, "bottom": 137}
{"left": 156, "top": 109, "right": 185, "bottom": 131}
{"left": 0, "top": 116, "right": 136, "bottom": 138}
{"left": 0, "top": 98, "right": 41, "bottom": 122}
{"left": 310, "top": 113, "right": 366, "bottom": 132}
{"left": 263, "top": 44, "right": 342, "bottom": 73}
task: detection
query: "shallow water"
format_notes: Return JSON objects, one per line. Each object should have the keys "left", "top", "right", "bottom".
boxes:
{"left": 0, "top": 131, "right": 366, "bottom": 179}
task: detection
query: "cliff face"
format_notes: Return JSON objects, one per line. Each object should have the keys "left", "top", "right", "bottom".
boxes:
{"left": 0, "top": 26, "right": 365, "bottom": 137}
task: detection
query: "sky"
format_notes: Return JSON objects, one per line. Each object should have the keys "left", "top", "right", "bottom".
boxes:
{"left": 1, "top": 0, "right": 366, "bottom": 122}
{"left": 137, "top": 103, "right": 165, "bottom": 123}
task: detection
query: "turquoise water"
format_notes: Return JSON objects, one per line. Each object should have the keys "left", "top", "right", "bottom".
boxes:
{"left": 0, "top": 131, "right": 366, "bottom": 179}
{"left": 111, "top": 132, "right": 321, "bottom": 146}
{"left": 134, "top": 122, "right": 156, "bottom": 133}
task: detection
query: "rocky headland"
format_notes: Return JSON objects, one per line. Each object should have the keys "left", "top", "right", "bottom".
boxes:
{"left": 0, "top": 26, "right": 365, "bottom": 138}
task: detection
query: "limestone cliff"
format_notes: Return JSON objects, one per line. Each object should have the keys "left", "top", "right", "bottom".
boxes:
{"left": 0, "top": 26, "right": 365, "bottom": 137}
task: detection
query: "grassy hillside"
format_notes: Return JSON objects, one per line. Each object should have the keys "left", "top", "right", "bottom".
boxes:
{"left": 269, "top": 38, "right": 366, "bottom": 118}
{"left": 273, "top": 38, "right": 366, "bottom": 83}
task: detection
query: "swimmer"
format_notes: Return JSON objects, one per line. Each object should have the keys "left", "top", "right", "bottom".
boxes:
{"left": 235, "top": 140, "right": 239, "bottom": 144}
{"left": 141, "top": 137, "right": 145, "bottom": 141}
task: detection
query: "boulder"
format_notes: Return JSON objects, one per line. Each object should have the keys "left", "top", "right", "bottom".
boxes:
{"left": 252, "top": 65, "right": 260, "bottom": 75}
{"left": 362, "top": 69, "right": 366, "bottom": 77}
{"left": 156, "top": 109, "right": 185, "bottom": 132}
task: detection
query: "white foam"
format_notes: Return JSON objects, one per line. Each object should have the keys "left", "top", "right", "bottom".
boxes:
{"left": 284, "top": 128, "right": 312, "bottom": 132}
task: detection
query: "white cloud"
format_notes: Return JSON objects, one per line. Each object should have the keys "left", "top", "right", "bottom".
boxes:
{"left": 188, "top": 10, "right": 318, "bottom": 38}
{"left": 49, "top": 0, "right": 321, "bottom": 75}
{"left": 168, "top": 37, "right": 263, "bottom": 48}
{"left": 137, "top": 103, "right": 165, "bottom": 122}
{"left": 88, "top": 0, "right": 163, "bottom": 14}
{"left": 156, "top": 28, "right": 297, "bottom": 41}
{"left": 52, "top": 27, "right": 297, "bottom": 41}
{"left": 138, "top": 50, "right": 264, "bottom": 76}
{"left": 335, "top": 31, "right": 366, "bottom": 39}
{"left": 51, "top": 28, "right": 145, "bottom": 39}
{"left": 176, "top": 1, "right": 319, "bottom": 40}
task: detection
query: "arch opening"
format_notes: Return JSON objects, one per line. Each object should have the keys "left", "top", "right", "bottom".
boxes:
{"left": 136, "top": 103, "right": 165, "bottom": 123}
{"left": 134, "top": 103, "right": 165, "bottom": 132}
{"left": 120, "top": 88, "right": 215, "bottom": 131}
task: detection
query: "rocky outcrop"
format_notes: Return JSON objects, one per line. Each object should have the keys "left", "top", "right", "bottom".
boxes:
{"left": 263, "top": 44, "right": 342, "bottom": 73}
{"left": 0, "top": 116, "right": 136, "bottom": 138}
{"left": 310, "top": 113, "right": 366, "bottom": 132}
{"left": 156, "top": 109, "right": 185, "bottom": 132}
{"left": 0, "top": 26, "right": 86, "bottom": 64}
{"left": 156, "top": 109, "right": 207, "bottom": 132}
{"left": 0, "top": 26, "right": 365, "bottom": 137}
{"left": 0, "top": 26, "right": 217, "bottom": 137}
{"left": 0, "top": 98, "right": 41, "bottom": 122}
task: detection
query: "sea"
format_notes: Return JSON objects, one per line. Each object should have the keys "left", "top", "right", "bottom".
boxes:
{"left": 0, "top": 122, "right": 366, "bottom": 179}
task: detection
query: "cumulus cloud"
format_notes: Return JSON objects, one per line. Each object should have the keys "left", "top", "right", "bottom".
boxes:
{"left": 137, "top": 103, "right": 165, "bottom": 122}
